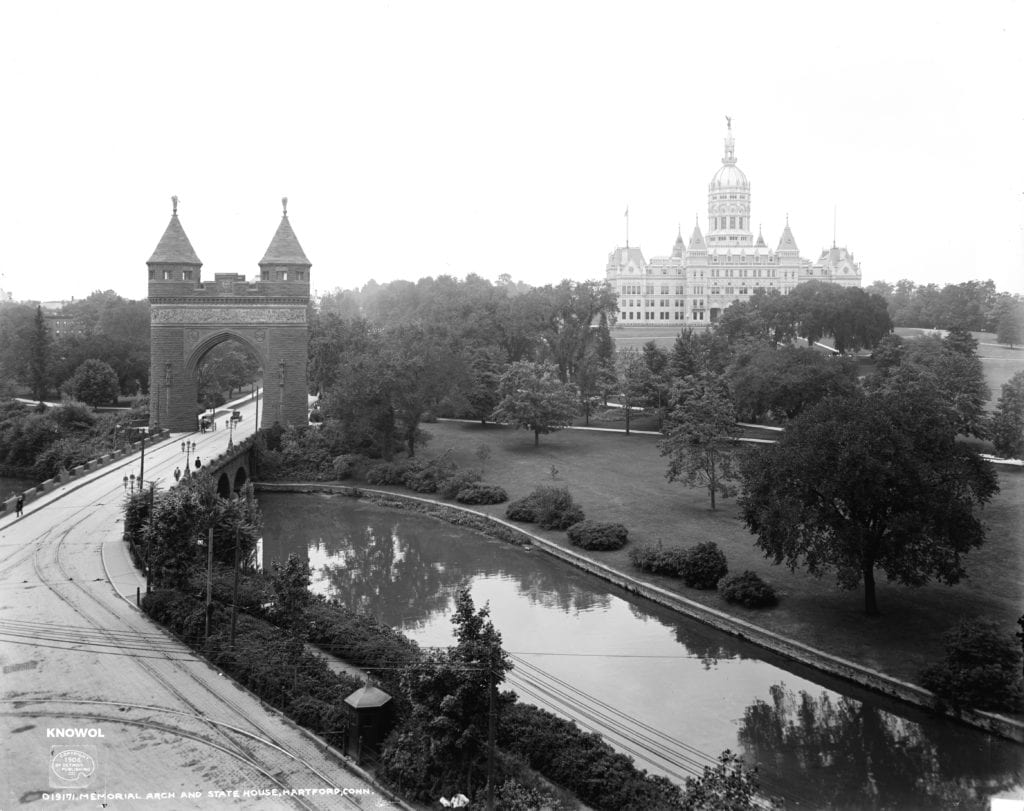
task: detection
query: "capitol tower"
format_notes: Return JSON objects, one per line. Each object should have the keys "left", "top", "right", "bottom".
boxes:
{"left": 606, "top": 120, "right": 862, "bottom": 327}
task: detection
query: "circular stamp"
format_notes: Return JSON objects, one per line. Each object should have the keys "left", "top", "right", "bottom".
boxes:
{"left": 50, "top": 748, "right": 96, "bottom": 783}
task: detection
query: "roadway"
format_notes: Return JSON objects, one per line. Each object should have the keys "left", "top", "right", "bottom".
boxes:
{"left": 0, "top": 393, "right": 402, "bottom": 809}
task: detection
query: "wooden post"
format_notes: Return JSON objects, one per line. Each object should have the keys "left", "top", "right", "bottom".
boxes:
{"left": 487, "top": 667, "right": 496, "bottom": 811}
{"left": 229, "top": 524, "right": 240, "bottom": 648}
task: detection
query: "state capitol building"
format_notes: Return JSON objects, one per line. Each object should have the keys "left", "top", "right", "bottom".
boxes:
{"left": 606, "top": 121, "right": 862, "bottom": 326}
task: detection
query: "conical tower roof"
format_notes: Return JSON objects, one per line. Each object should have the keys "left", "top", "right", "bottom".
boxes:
{"left": 688, "top": 220, "right": 706, "bottom": 251}
{"left": 777, "top": 218, "right": 799, "bottom": 252}
{"left": 755, "top": 226, "right": 767, "bottom": 248}
{"left": 672, "top": 226, "right": 685, "bottom": 258}
{"left": 148, "top": 197, "right": 201, "bottom": 265}
{"left": 260, "top": 198, "right": 310, "bottom": 266}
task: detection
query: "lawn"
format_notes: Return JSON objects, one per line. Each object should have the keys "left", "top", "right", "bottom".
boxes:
{"left": 421, "top": 418, "right": 1024, "bottom": 691}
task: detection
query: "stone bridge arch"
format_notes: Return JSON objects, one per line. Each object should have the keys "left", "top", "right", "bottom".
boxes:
{"left": 147, "top": 198, "right": 310, "bottom": 432}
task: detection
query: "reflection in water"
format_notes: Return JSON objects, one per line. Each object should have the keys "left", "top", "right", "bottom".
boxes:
{"left": 740, "top": 683, "right": 1022, "bottom": 810}
{"left": 260, "top": 494, "right": 1024, "bottom": 807}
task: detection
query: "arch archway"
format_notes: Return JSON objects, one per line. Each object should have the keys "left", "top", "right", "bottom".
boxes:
{"left": 146, "top": 202, "right": 311, "bottom": 432}
{"left": 217, "top": 472, "right": 231, "bottom": 498}
{"left": 233, "top": 467, "right": 248, "bottom": 493}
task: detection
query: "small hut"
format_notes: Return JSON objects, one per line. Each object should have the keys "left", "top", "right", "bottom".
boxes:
{"left": 343, "top": 685, "right": 393, "bottom": 762}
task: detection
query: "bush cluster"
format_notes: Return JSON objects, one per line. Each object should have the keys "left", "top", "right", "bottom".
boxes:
{"left": 454, "top": 483, "right": 509, "bottom": 505}
{"left": 679, "top": 542, "right": 728, "bottom": 589}
{"left": 566, "top": 521, "right": 629, "bottom": 551}
{"left": 331, "top": 453, "right": 368, "bottom": 480}
{"left": 498, "top": 703, "right": 683, "bottom": 811}
{"left": 365, "top": 461, "right": 408, "bottom": 486}
{"left": 718, "top": 571, "right": 777, "bottom": 608}
{"left": 628, "top": 543, "right": 690, "bottom": 576}
{"left": 629, "top": 541, "right": 728, "bottom": 589}
{"left": 920, "top": 620, "right": 1023, "bottom": 713}
{"left": 402, "top": 456, "right": 456, "bottom": 493}
{"left": 505, "top": 486, "right": 584, "bottom": 530}
{"left": 437, "top": 470, "right": 482, "bottom": 499}
{"left": 142, "top": 589, "right": 361, "bottom": 749}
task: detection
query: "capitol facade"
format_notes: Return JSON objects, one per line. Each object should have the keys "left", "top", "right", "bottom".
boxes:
{"left": 606, "top": 122, "right": 862, "bottom": 327}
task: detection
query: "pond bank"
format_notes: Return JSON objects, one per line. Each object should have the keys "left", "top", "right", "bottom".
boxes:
{"left": 256, "top": 481, "right": 1024, "bottom": 745}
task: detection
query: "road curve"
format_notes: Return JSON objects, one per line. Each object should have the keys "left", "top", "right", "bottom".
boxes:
{"left": 0, "top": 395, "right": 403, "bottom": 809}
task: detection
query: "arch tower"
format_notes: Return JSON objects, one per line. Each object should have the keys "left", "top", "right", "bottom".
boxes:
{"left": 707, "top": 118, "right": 753, "bottom": 248}
{"left": 147, "top": 198, "right": 310, "bottom": 431}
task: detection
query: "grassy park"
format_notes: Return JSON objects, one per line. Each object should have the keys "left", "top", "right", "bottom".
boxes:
{"left": 420, "top": 417, "right": 1024, "bottom": 694}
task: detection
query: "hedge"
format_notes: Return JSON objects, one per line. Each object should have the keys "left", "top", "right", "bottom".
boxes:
{"left": 567, "top": 521, "right": 629, "bottom": 551}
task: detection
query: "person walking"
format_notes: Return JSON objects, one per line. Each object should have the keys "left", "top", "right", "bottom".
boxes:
{"left": 174, "top": 467, "right": 181, "bottom": 483}
{"left": 16, "top": 495, "right": 24, "bottom": 518}
{"left": 123, "top": 475, "right": 128, "bottom": 492}
{"left": 194, "top": 457, "right": 202, "bottom": 471}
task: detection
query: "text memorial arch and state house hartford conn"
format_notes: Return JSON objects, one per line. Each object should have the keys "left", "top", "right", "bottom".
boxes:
{"left": 147, "top": 198, "right": 311, "bottom": 432}
{"left": 606, "top": 121, "right": 862, "bottom": 326}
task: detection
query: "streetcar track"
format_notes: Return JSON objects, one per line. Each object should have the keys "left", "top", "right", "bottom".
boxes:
{"left": 9, "top": 441, "right": 382, "bottom": 811}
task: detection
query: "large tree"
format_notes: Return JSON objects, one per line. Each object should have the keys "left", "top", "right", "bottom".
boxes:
{"left": 659, "top": 373, "right": 742, "bottom": 510}
{"left": 866, "top": 331, "right": 990, "bottom": 438}
{"left": 64, "top": 358, "right": 120, "bottom": 406}
{"left": 615, "top": 347, "right": 653, "bottom": 435}
{"left": 739, "top": 391, "right": 999, "bottom": 615}
{"left": 491, "top": 361, "right": 577, "bottom": 446}
{"left": 381, "top": 588, "right": 513, "bottom": 801}
{"left": 726, "top": 344, "right": 858, "bottom": 422}
{"left": 990, "top": 370, "right": 1024, "bottom": 459}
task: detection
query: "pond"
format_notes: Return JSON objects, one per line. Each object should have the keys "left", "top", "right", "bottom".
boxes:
{"left": 260, "top": 492, "right": 1023, "bottom": 809}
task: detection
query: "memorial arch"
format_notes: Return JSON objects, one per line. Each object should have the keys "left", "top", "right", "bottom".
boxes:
{"left": 148, "top": 197, "right": 310, "bottom": 432}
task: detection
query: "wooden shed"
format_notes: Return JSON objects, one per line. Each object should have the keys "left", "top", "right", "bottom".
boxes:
{"left": 343, "top": 685, "right": 394, "bottom": 762}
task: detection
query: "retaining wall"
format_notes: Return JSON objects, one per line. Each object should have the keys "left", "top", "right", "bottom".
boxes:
{"left": 1, "top": 429, "right": 172, "bottom": 515}
{"left": 256, "top": 481, "right": 1024, "bottom": 744}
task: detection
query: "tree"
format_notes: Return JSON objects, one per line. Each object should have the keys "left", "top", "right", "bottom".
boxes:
{"left": 990, "top": 370, "right": 1024, "bottom": 458}
{"left": 382, "top": 587, "right": 513, "bottom": 801}
{"left": 491, "top": 361, "right": 577, "bottom": 446}
{"left": 726, "top": 345, "right": 857, "bottom": 422}
{"left": 615, "top": 347, "right": 652, "bottom": 435}
{"left": 659, "top": 373, "right": 742, "bottom": 510}
{"left": 269, "top": 553, "right": 313, "bottom": 632}
{"left": 739, "top": 391, "right": 999, "bottom": 615}
{"left": 29, "top": 305, "right": 53, "bottom": 402}
{"left": 63, "top": 358, "right": 120, "bottom": 406}
{"left": 995, "top": 297, "right": 1024, "bottom": 348}
{"left": 865, "top": 333, "right": 990, "bottom": 438}
{"left": 682, "top": 750, "right": 764, "bottom": 810}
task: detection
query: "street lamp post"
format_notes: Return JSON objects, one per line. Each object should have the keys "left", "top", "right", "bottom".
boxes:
{"left": 228, "top": 416, "right": 234, "bottom": 451}
{"left": 182, "top": 440, "right": 196, "bottom": 476}
{"left": 129, "top": 473, "right": 136, "bottom": 493}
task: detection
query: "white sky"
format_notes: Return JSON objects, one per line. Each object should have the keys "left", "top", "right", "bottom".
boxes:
{"left": 2, "top": 1, "right": 1022, "bottom": 303}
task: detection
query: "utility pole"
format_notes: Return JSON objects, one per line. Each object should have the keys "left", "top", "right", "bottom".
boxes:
{"left": 146, "top": 482, "right": 155, "bottom": 593}
{"left": 487, "top": 666, "right": 496, "bottom": 811}
{"left": 204, "top": 526, "right": 213, "bottom": 640}
{"left": 229, "top": 523, "right": 240, "bottom": 648}
{"left": 139, "top": 429, "right": 146, "bottom": 485}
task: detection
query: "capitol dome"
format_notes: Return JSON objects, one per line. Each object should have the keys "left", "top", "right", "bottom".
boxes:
{"left": 710, "top": 163, "right": 749, "bottom": 189}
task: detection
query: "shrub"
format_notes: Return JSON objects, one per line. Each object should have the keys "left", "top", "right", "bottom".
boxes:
{"left": 679, "top": 542, "right": 728, "bottom": 589}
{"left": 506, "top": 492, "right": 541, "bottom": 522}
{"left": 718, "top": 571, "right": 777, "bottom": 608}
{"left": 567, "top": 521, "right": 629, "bottom": 551}
{"left": 498, "top": 703, "right": 682, "bottom": 811}
{"left": 532, "top": 486, "right": 584, "bottom": 530}
{"left": 438, "top": 470, "right": 482, "bottom": 499}
{"left": 920, "top": 620, "right": 1024, "bottom": 713}
{"left": 455, "top": 484, "right": 508, "bottom": 505}
{"left": 332, "top": 453, "right": 367, "bottom": 480}
{"left": 628, "top": 542, "right": 688, "bottom": 576}
{"left": 366, "top": 461, "right": 408, "bottom": 486}
{"left": 402, "top": 456, "right": 456, "bottom": 493}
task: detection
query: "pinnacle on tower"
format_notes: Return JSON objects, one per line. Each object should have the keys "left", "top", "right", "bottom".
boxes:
{"left": 148, "top": 196, "right": 202, "bottom": 266}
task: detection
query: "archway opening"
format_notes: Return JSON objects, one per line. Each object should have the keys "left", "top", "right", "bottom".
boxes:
{"left": 191, "top": 336, "right": 263, "bottom": 428}
{"left": 234, "top": 467, "right": 248, "bottom": 493}
{"left": 217, "top": 472, "right": 231, "bottom": 498}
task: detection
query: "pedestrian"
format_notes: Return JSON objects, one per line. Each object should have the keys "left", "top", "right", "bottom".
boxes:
{"left": 194, "top": 457, "right": 202, "bottom": 470}
{"left": 123, "top": 474, "right": 128, "bottom": 492}
{"left": 174, "top": 467, "right": 181, "bottom": 483}
{"left": 16, "top": 495, "right": 24, "bottom": 518}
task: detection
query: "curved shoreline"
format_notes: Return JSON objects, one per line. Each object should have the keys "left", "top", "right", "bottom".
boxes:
{"left": 256, "top": 481, "right": 1024, "bottom": 745}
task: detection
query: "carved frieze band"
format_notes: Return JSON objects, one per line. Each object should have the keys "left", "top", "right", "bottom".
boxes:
{"left": 152, "top": 306, "right": 307, "bottom": 325}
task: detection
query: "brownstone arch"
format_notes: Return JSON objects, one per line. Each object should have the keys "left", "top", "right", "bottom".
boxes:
{"left": 148, "top": 197, "right": 310, "bottom": 432}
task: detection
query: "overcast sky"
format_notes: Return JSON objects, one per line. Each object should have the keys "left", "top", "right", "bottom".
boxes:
{"left": 2, "top": 1, "right": 1022, "bottom": 304}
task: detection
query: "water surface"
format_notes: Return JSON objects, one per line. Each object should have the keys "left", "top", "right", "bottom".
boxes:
{"left": 261, "top": 492, "right": 1023, "bottom": 809}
